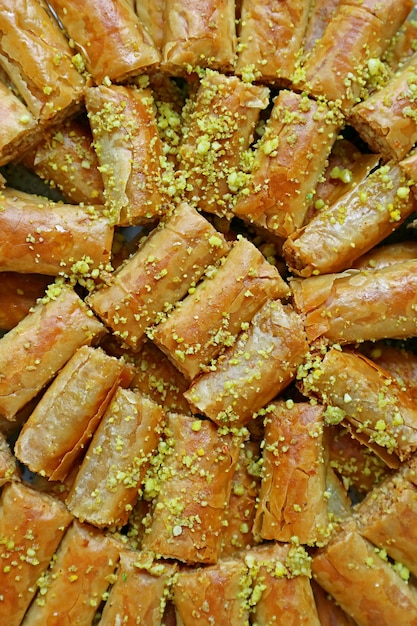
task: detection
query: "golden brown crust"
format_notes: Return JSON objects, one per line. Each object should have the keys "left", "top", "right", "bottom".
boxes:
{"left": 236, "top": 0, "right": 312, "bottom": 84}
{"left": 141, "top": 413, "right": 240, "bottom": 564}
{"left": 350, "top": 52, "right": 417, "bottom": 161}
{"left": 298, "top": 0, "right": 414, "bottom": 113}
{"left": 312, "top": 520, "right": 417, "bottom": 626}
{"left": 311, "top": 579, "right": 362, "bottom": 626}
{"left": 356, "top": 470, "right": 417, "bottom": 577}
{"left": 325, "top": 466, "right": 352, "bottom": 525}
{"left": 14, "top": 346, "right": 131, "bottom": 481}
{"left": 0, "top": 272, "right": 52, "bottom": 331}
{"left": 85, "top": 84, "right": 166, "bottom": 226}
{"left": 131, "top": 341, "right": 192, "bottom": 415}
{"left": 300, "top": 347, "right": 417, "bottom": 464}
{"left": 0, "top": 482, "right": 72, "bottom": 626}
{"left": 99, "top": 551, "right": 177, "bottom": 625}
{"left": 87, "top": 203, "right": 229, "bottom": 350}
{"left": 1, "top": 4, "right": 417, "bottom": 624}
{"left": 283, "top": 162, "right": 416, "bottom": 277}
{"left": 245, "top": 542, "right": 321, "bottom": 626}
{"left": 0, "top": 431, "right": 20, "bottom": 486}
{"left": 66, "top": 388, "right": 165, "bottom": 529}
{"left": 233, "top": 90, "right": 343, "bottom": 237}
{"left": 253, "top": 401, "right": 329, "bottom": 545}
{"left": 327, "top": 425, "right": 392, "bottom": 495}
{"left": 178, "top": 70, "right": 270, "bottom": 218}
{"left": 359, "top": 341, "right": 417, "bottom": 400}
{"left": 22, "top": 521, "right": 121, "bottom": 626}
{"left": 173, "top": 557, "right": 250, "bottom": 625}
{"left": 290, "top": 260, "right": 417, "bottom": 344}
{"left": 220, "top": 441, "right": 261, "bottom": 556}
{"left": 310, "top": 138, "right": 380, "bottom": 217}
{"left": 352, "top": 240, "right": 417, "bottom": 270}
{"left": 184, "top": 299, "right": 309, "bottom": 427}
{"left": 152, "top": 236, "right": 290, "bottom": 380}
{"left": 134, "top": 0, "right": 165, "bottom": 51}
{"left": 0, "top": 80, "right": 40, "bottom": 167}
{"left": 386, "top": 18, "right": 417, "bottom": 71}
{"left": 0, "top": 284, "right": 105, "bottom": 421}
{"left": 399, "top": 147, "right": 417, "bottom": 181}
{"left": 303, "top": 0, "right": 342, "bottom": 53}
{"left": 0, "top": 0, "right": 85, "bottom": 123}
{"left": 162, "top": 0, "right": 237, "bottom": 73}
{"left": 21, "top": 117, "right": 105, "bottom": 205}
{"left": 47, "top": 0, "right": 160, "bottom": 84}
{"left": 0, "top": 188, "right": 113, "bottom": 276}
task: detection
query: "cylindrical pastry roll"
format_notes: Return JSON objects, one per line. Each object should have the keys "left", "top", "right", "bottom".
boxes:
{"left": 0, "top": 284, "right": 105, "bottom": 421}
{"left": 312, "top": 519, "right": 417, "bottom": 626}
{"left": 184, "top": 299, "right": 309, "bottom": 427}
{"left": 87, "top": 203, "right": 229, "bottom": 350}
{"left": 352, "top": 240, "right": 417, "bottom": 270}
{"left": 98, "top": 551, "right": 177, "bottom": 626}
{"left": 86, "top": 84, "right": 166, "bottom": 226}
{"left": 152, "top": 236, "right": 290, "bottom": 380}
{"left": 300, "top": 347, "right": 417, "bottom": 465}
{"left": 66, "top": 388, "right": 165, "bottom": 529}
{"left": 47, "top": 0, "right": 160, "bottom": 84}
{"left": 14, "top": 346, "right": 132, "bottom": 481}
{"left": 178, "top": 70, "right": 270, "bottom": 217}
{"left": 22, "top": 521, "right": 121, "bottom": 626}
{"left": 173, "top": 557, "right": 250, "bottom": 625}
{"left": 233, "top": 90, "right": 343, "bottom": 238}
{"left": 253, "top": 401, "right": 329, "bottom": 545}
{"left": 131, "top": 341, "right": 192, "bottom": 415}
{"left": 0, "top": 188, "right": 113, "bottom": 276}
{"left": 21, "top": 117, "right": 105, "bottom": 205}
{"left": 236, "top": 0, "right": 312, "bottom": 85}
{"left": 297, "top": 0, "right": 414, "bottom": 113}
{"left": 245, "top": 542, "right": 321, "bottom": 626}
{"left": 0, "top": 431, "right": 20, "bottom": 486}
{"left": 290, "top": 259, "right": 417, "bottom": 344}
{"left": 162, "top": 0, "right": 236, "bottom": 73}
{"left": 0, "top": 79, "right": 40, "bottom": 167}
{"left": 356, "top": 471, "right": 417, "bottom": 577}
{"left": 0, "top": 482, "right": 72, "bottom": 626}
{"left": 350, "top": 52, "right": 417, "bottom": 161}
{"left": 0, "top": 0, "right": 85, "bottom": 123}
{"left": 141, "top": 413, "right": 240, "bottom": 564}
{"left": 220, "top": 440, "right": 261, "bottom": 556}
{"left": 283, "top": 162, "right": 416, "bottom": 277}
{"left": 0, "top": 272, "right": 52, "bottom": 331}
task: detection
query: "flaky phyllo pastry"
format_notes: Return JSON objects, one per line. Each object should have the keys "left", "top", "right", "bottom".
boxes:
{"left": 2, "top": 0, "right": 417, "bottom": 624}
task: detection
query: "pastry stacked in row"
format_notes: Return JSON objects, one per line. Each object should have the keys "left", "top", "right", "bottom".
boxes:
{"left": 1, "top": 1, "right": 417, "bottom": 624}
